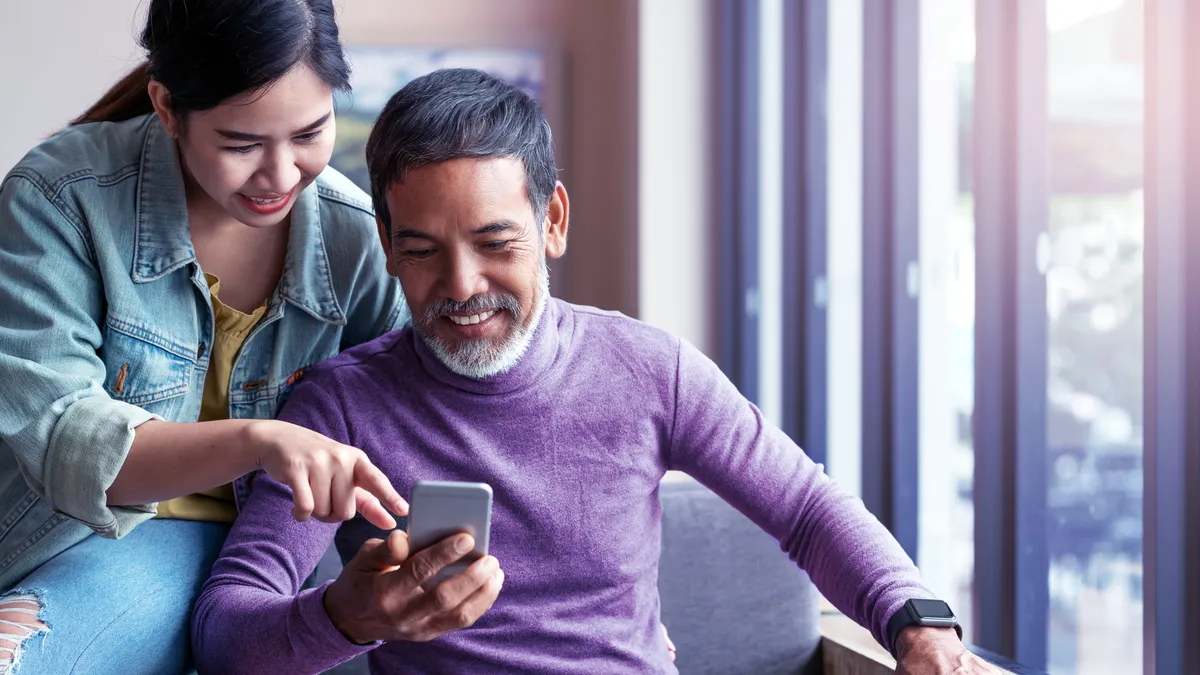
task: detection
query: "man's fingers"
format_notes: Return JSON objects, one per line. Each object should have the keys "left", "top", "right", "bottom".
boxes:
{"left": 356, "top": 486, "right": 397, "bottom": 530}
{"left": 354, "top": 458, "right": 408, "bottom": 516}
{"left": 404, "top": 534, "right": 474, "bottom": 589}
{"left": 419, "top": 555, "right": 497, "bottom": 613}
{"left": 356, "top": 529, "right": 411, "bottom": 571}
{"left": 422, "top": 563, "right": 504, "bottom": 638}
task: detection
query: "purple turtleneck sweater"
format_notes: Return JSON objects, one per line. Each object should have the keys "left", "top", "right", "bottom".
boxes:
{"left": 192, "top": 299, "right": 932, "bottom": 674}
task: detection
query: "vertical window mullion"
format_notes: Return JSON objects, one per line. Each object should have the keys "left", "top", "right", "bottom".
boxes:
{"left": 861, "top": 0, "right": 920, "bottom": 559}
{"left": 1144, "top": 0, "right": 1200, "bottom": 672}
{"left": 717, "top": 0, "right": 762, "bottom": 401}
{"left": 781, "top": 0, "right": 829, "bottom": 464}
{"left": 973, "top": 0, "right": 1049, "bottom": 667}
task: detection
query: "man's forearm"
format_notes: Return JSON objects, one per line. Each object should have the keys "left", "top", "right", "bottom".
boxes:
{"left": 193, "top": 581, "right": 371, "bottom": 675}
{"left": 192, "top": 472, "right": 368, "bottom": 674}
{"left": 105, "top": 418, "right": 260, "bottom": 505}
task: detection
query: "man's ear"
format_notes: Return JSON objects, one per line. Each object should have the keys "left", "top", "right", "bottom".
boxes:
{"left": 147, "top": 80, "right": 181, "bottom": 138}
{"left": 544, "top": 182, "right": 569, "bottom": 259}
{"left": 376, "top": 216, "right": 399, "bottom": 277}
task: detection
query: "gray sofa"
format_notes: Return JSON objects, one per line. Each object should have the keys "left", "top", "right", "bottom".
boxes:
{"left": 322, "top": 478, "right": 822, "bottom": 674}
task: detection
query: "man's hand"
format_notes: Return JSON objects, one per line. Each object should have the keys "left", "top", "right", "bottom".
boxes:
{"left": 323, "top": 530, "right": 505, "bottom": 644}
{"left": 895, "top": 627, "right": 999, "bottom": 674}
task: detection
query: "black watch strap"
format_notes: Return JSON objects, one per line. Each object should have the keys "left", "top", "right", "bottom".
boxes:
{"left": 886, "top": 598, "right": 963, "bottom": 658}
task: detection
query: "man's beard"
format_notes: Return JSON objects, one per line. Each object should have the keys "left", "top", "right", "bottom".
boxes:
{"left": 415, "top": 263, "right": 550, "bottom": 379}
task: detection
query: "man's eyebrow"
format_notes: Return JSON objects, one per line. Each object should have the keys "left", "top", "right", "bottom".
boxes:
{"left": 474, "top": 220, "right": 520, "bottom": 235}
{"left": 215, "top": 111, "right": 333, "bottom": 142}
{"left": 392, "top": 227, "right": 435, "bottom": 241}
{"left": 390, "top": 220, "right": 522, "bottom": 241}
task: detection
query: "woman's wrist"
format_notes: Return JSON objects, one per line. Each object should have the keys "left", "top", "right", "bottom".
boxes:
{"left": 240, "top": 419, "right": 279, "bottom": 471}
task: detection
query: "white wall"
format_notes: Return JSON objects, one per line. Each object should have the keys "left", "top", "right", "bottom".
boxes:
{"left": 636, "top": 0, "right": 715, "bottom": 356}
{"left": 0, "top": 0, "right": 145, "bottom": 172}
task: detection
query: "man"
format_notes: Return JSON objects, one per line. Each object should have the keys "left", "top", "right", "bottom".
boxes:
{"left": 192, "top": 68, "right": 994, "bottom": 675}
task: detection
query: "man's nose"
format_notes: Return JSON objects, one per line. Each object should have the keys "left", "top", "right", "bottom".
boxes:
{"left": 442, "top": 250, "right": 488, "bottom": 303}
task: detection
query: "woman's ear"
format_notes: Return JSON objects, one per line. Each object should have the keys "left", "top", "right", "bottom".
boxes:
{"left": 147, "top": 80, "right": 181, "bottom": 138}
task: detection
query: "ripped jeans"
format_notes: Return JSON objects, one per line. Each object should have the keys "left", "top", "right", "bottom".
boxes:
{"left": 0, "top": 519, "right": 228, "bottom": 675}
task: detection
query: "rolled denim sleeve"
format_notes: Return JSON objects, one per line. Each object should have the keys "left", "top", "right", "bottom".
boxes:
{"left": 0, "top": 174, "right": 158, "bottom": 538}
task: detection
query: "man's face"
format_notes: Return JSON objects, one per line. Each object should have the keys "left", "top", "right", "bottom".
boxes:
{"left": 378, "top": 157, "right": 568, "bottom": 378}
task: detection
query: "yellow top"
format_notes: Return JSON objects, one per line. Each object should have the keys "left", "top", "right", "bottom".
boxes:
{"left": 154, "top": 273, "right": 267, "bottom": 523}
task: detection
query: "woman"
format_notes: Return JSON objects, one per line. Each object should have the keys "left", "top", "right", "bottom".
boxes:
{"left": 0, "top": 1, "right": 408, "bottom": 672}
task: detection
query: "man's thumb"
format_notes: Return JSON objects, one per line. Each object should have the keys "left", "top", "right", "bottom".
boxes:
{"left": 357, "top": 529, "right": 409, "bottom": 571}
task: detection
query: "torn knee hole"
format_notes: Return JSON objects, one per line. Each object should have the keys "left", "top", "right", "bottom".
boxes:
{"left": 0, "top": 596, "right": 41, "bottom": 615}
{"left": 0, "top": 595, "right": 42, "bottom": 628}
{"left": 0, "top": 612, "right": 45, "bottom": 631}
{"left": 0, "top": 595, "right": 46, "bottom": 635}
{"left": 0, "top": 592, "right": 49, "bottom": 672}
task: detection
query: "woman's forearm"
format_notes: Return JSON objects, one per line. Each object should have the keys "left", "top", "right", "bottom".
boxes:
{"left": 106, "top": 419, "right": 262, "bottom": 505}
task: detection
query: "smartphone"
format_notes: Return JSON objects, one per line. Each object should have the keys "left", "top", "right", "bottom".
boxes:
{"left": 406, "top": 481, "right": 493, "bottom": 587}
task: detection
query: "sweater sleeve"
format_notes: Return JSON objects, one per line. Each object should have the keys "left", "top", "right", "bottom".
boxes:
{"left": 191, "top": 383, "right": 378, "bottom": 674}
{"left": 665, "top": 338, "right": 933, "bottom": 653}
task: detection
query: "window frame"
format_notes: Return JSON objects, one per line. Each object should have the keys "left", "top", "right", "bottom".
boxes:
{"left": 1144, "top": 0, "right": 1200, "bottom": 671}
{"left": 860, "top": 0, "right": 921, "bottom": 560}
{"left": 716, "top": 0, "right": 762, "bottom": 402}
{"left": 972, "top": 0, "right": 1051, "bottom": 668}
{"left": 781, "top": 0, "right": 829, "bottom": 463}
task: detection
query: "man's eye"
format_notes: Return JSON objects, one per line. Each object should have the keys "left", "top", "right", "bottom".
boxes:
{"left": 401, "top": 249, "right": 434, "bottom": 259}
{"left": 481, "top": 241, "right": 510, "bottom": 251}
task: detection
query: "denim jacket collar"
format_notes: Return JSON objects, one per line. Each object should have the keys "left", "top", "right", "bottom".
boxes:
{"left": 132, "top": 118, "right": 346, "bottom": 325}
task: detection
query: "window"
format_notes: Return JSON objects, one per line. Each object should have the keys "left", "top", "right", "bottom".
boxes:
{"left": 917, "top": 0, "right": 976, "bottom": 643}
{"left": 1045, "top": 1, "right": 1144, "bottom": 672}
{"left": 826, "top": 0, "right": 863, "bottom": 498}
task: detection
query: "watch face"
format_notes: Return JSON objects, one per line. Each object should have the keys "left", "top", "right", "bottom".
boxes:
{"left": 910, "top": 598, "right": 955, "bottom": 619}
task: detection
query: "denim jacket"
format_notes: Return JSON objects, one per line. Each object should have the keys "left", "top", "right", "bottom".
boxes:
{"left": 0, "top": 114, "right": 407, "bottom": 588}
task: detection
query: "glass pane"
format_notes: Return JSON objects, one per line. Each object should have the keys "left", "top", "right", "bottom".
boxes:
{"left": 1046, "top": 1, "right": 1144, "bottom": 673}
{"left": 917, "top": 0, "right": 976, "bottom": 642}
{"left": 826, "top": 0, "right": 864, "bottom": 497}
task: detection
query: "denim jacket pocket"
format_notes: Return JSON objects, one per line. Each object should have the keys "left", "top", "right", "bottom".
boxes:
{"left": 100, "top": 316, "right": 194, "bottom": 417}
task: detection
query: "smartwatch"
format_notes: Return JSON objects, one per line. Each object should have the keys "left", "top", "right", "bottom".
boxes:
{"left": 886, "top": 598, "right": 962, "bottom": 657}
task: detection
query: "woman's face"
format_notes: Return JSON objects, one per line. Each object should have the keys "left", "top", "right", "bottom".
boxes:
{"left": 156, "top": 64, "right": 337, "bottom": 228}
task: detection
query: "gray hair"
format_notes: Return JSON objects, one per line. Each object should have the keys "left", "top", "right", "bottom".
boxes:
{"left": 365, "top": 68, "right": 558, "bottom": 233}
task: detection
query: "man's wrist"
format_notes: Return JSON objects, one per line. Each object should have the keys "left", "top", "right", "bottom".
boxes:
{"left": 322, "top": 583, "right": 373, "bottom": 646}
{"left": 895, "top": 625, "right": 962, "bottom": 661}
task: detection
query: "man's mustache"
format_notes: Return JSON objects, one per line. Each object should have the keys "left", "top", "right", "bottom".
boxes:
{"left": 421, "top": 293, "right": 523, "bottom": 326}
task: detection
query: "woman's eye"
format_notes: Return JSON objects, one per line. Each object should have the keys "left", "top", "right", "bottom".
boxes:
{"left": 225, "top": 144, "right": 259, "bottom": 155}
{"left": 294, "top": 131, "right": 322, "bottom": 144}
